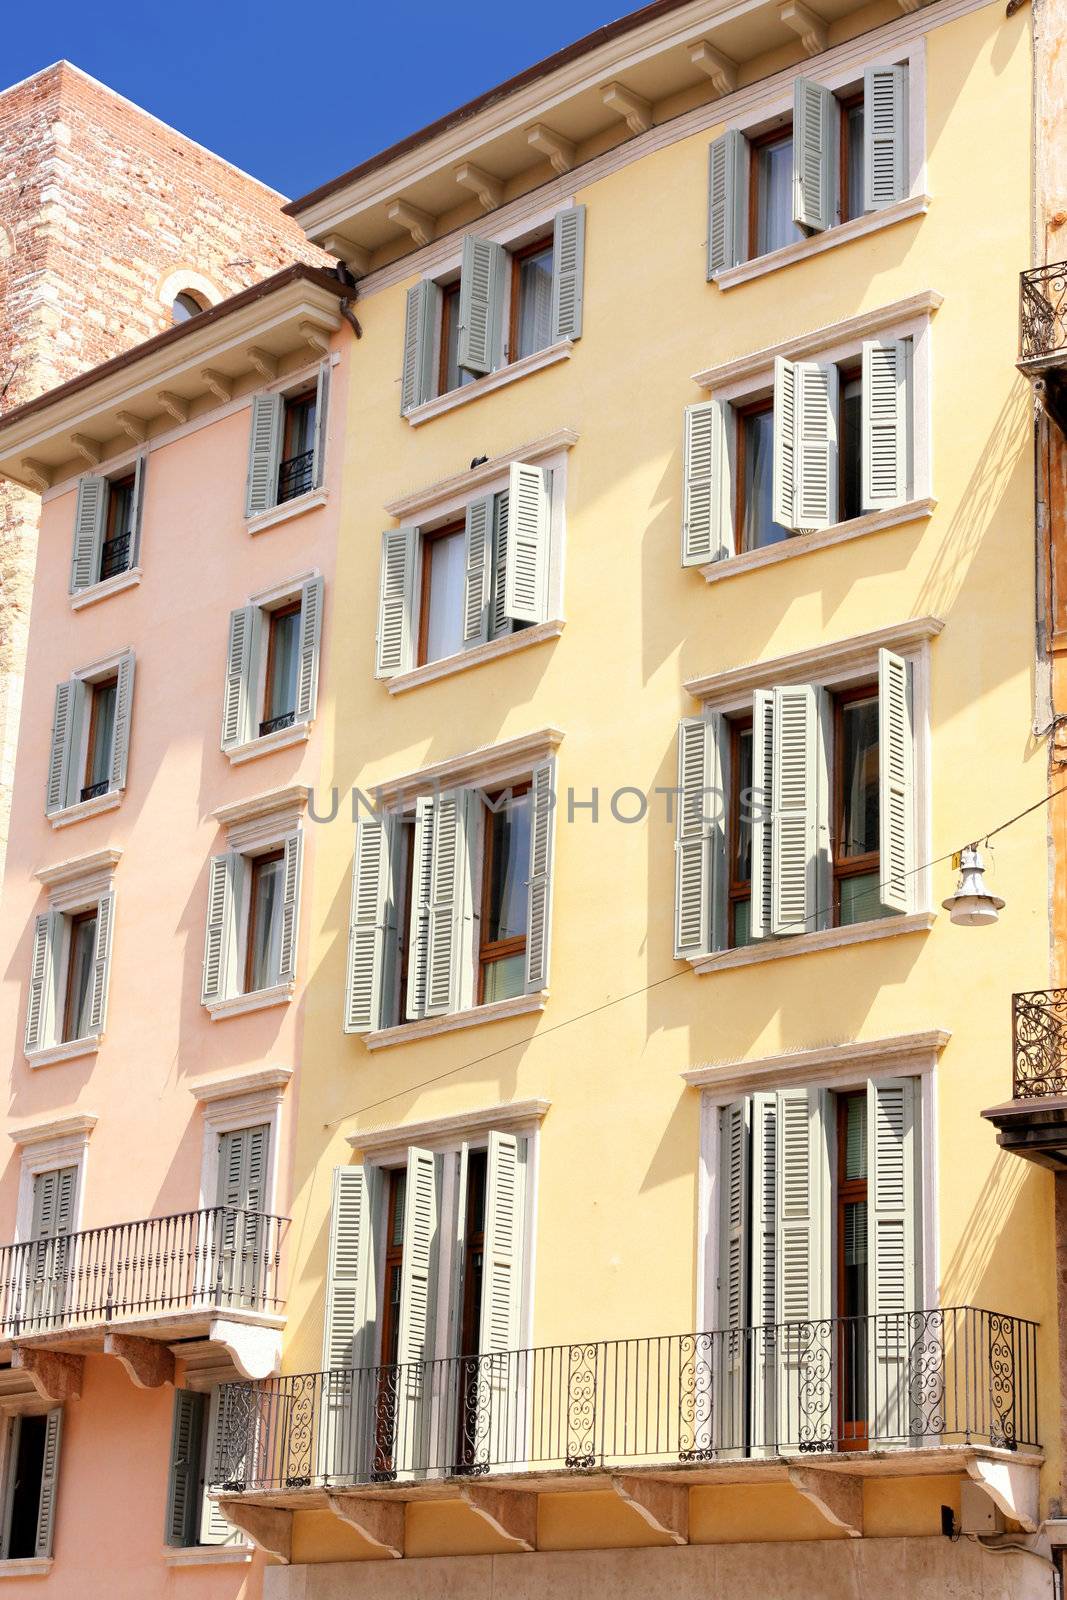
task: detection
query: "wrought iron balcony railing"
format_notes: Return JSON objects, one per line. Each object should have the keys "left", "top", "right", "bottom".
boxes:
{"left": 277, "top": 449, "right": 314, "bottom": 504}
{"left": 258, "top": 710, "right": 296, "bottom": 738}
{"left": 99, "top": 530, "right": 132, "bottom": 582}
{"left": 213, "top": 1306, "right": 1037, "bottom": 1492}
{"left": 1012, "top": 989, "right": 1067, "bottom": 1097}
{"left": 0, "top": 1206, "right": 288, "bottom": 1339}
{"left": 1020, "top": 262, "right": 1067, "bottom": 365}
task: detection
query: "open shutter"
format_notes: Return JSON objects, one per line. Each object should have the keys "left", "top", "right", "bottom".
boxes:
{"left": 86, "top": 891, "right": 114, "bottom": 1035}
{"left": 502, "top": 462, "right": 551, "bottom": 624}
{"left": 682, "top": 400, "right": 732, "bottom": 566}
{"left": 45, "top": 679, "right": 80, "bottom": 815}
{"left": 395, "top": 1147, "right": 441, "bottom": 1475}
{"left": 878, "top": 648, "right": 914, "bottom": 914}
{"left": 406, "top": 795, "right": 435, "bottom": 1021}
{"left": 295, "top": 576, "right": 324, "bottom": 722}
{"left": 793, "top": 78, "right": 836, "bottom": 233}
{"left": 750, "top": 1093, "right": 778, "bottom": 1454}
{"left": 401, "top": 280, "right": 439, "bottom": 414}
{"left": 201, "top": 852, "right": 238, "bottom": 1004}
{"left": 322, "top": 1165, "right": 380, "bottom": 1479}
{"left": 462, "top": 496, "right": 493, "bottom": 646}
{"left": 457, "top": 236, "right": 505, "bottom": 375}
{"left": 674, "top": 712, "right": 728, "bottom": 958}
{"left": 771, "top": 683, "right": 830, "bottom": 937}
{"left": 344, "top": 813, "right": 398, "bottom": 1033}
{"left": 771, "top": 358, "right": 797, "bottom": 530}
{"left": 276, "top": 832, "right": 303, "bottom": 985}
{"left": 707, "top": 129, "right": 748, "bottom": 278}
{"left": 862, "top": 339, "right": 909, "bottom": 510}
{"left": 312, "top": 362, "right": 330, "bottom": 488}
{"left": 200, "top": 1389, "right": 240, "bottom": 1545}
{"left": 478, "top": 1131, "right": 527, "bottom": 1468}
{"left": 795, "top": 361, "right": 839, "bottom": 530}
{"left": 490, "top": 489, "right": 510, "bottom": 638}
{"left": 130, "top": 454, "right": 147, "bottom": 566}
{"left": 864, "top": 65, "right": 908, "bottom": 211}
{"left": 750, "top": 690, "right": 775, "bottom": 941}
{"left": 715, "top": 1100, "right": 750, "bottom": 1455}
{"left": 221, "top": 606, "right": 257, "bottom": 750}
{"left": 425, "top": 789, "right": 476, "bottom": 1017}
{"left": 109, "top": 652, "right": 135, "bottom": 792}
{"left": 867, "top": 1076, "right": 919, "bottom": 1441}
{"left": 551, "top": 205, "right": 585, "bottom": 342}
{"left": 375, "top": 528, "right": 418, "bottom": 678}
{"left": 34, "top": 1409, "right": 63, "bottom": 1558}
{"left": 245, "top": 392, "right": 284, "bottom": 518}
{"left": 25, "top": 911, "right": 58, "bottom": 1054}
{"left": 525, "top": 760, "right": 555, "bottom": 992}
{"left": 70, "top": 475, "right": 107, "bottom": 593}
{"left": 166, "top": 1390, "right": 204, "bottom": 1546}
{"left": 775, "top": 1087, "right": 832, "bottom": 1450}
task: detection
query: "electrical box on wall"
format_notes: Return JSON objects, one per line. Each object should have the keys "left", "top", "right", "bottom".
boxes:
{"left": 960, "top": 1482, "right": 1005, "bottom": 1535}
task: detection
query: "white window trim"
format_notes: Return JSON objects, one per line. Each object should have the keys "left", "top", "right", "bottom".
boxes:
{"left": 246, "top": 488, "right": 328, "bottom": 537}
{"left": 691, "top": 1032, "right": 945, "bottom": 1331}
{"left": 715, "top": 193, "right": 930, "bottom": 292}
{"left": 223, "top": 573, "right": 320, "bottom": 766}
{"left": 157, "top": 268, "right": 223, "bottom": 313}
{"left": 48, "top": 650, "right": 134, "bottom": 829}
{"left": 205, "top": 981, "right": 295, "bottom": 1022}
{"left": 161, "top": 1547, "right": 253, "bottom": 1568}
{"left": 69, "top": 566, "right": 143, "bottom": 612}
{"left": 207, "top": 786, "right": 306, "bottom": 1017}
{"left": 365, "top": 990, "right": 545, "bottom": 1051}
{"left": 406, "top": 340, "right": 573, "bottom": 428}
{"left": 25, "top": 849, "right": 120, "bottom": 1063}
{"left": 388, "top": 618, "right": 566, "bottom": 696}
{"left": 384, "top": 429, "right": 578, "bottom": 523}
{"left": 193, "top": 1066, "right": 291, "bottom": 1214}
{"left": 699, "top": 498, "right": 936, "bottom": 584}
{"left": 0, "top": 1558, "right": 53, "bottom": 1578}
{"left": 372, "top": 728, "right": 562, "bottom": 811}
{"left": 345, "top": 1097, "right": 549, "bottom": 1161}
{"left": 12, "top": 1114, "right": 96, "bottom": 1244}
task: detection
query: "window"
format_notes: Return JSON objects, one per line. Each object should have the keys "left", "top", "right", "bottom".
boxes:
{"left": 45, "top": 653, "right": 135, "bottom": 817}
{"left": 245, "top": 851, "right": 286, "bottom": 994}
{"left": 25, "top": 892, "right": 114, "bottom": 1058}
{"left": 736, "top": 401, "right": 789, "bottom": 553}
{"left": 400, "top": 207, "right": 586, "bottom": 413}
{"left": 172, "top": 290, "right": 206, "bottom": 324}
{"left": 376, "top": 463, "right": 553, "bottom": 679}
{"left": 81, "top": 677, "right": 117, "bottom": 802}
{"left": 165, "top": 1389, "right": 241, "bottom": 1548}
{"left": 836, "top": 1091, "right": 869, "bottom": 1448}
{"left": 707, "top": 65, "right": 909, "bottom": 277}
{"left": 70, "top": 463, "right": 145, "bottom": 594}
{"left": 201, "top": 833, "right": 302, "bottom": 1011}
{"left": 344, "top": 761, "right": 555, "bottom": 1036}
{"left": 674, "top": 648, "right": 914, "bottom": 961}
{"left": 221, "top": 576, "right": 322, "bottom": 754}
{"left": 244, "top": 363, "right": 329, "bottom": 519}
{"left": 61, "top": 910, "right": 97, "bottom": 1042}
{"left": 0, "top": 1411, "right": 62, "bottom": 1561}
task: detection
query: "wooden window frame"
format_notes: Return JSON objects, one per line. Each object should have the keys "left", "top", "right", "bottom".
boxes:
{"left": 727, "top": 715, "right": 754, "bottom": 949}
{"left": 834, "top": 1090, "right": 869, "bottom": 1450}
{"left": 281, "top": 389, "right": 316, "bottom": 462}
{"left": 838, "top": 92, "right": 865, "bottom": 227}
{"left": 103, "top": 472, "right": 135, "bottom": 543}
{"left": 837, "top": 362, "right": 862, "bottom": 526}
{"left": 831, "top": 684, "right": 880, "bottom": 926}
{"left": 477, "top": 784, "right": 530, "bottom": 1003}
{"left": 438, "top": 282, "right": 462, "bottom": 397}
{"left": 748, "top": 122, "right": 793, "bottom": 259}
{"left": 416, "top": 518, "right": 466, "bottom": 667}
{"left": 243, "top": 848, "right": 285, "bottom": 995}
{"left": 61, "top": 908, "right": 97, "bottom": 1043}
{"left": 83, "top": 674, "right": 118, "bottom": 796}
{"left": 507, "top": 235, "right": 554, "bottom": 366}
{"left": 261, "top": 599, "right": 302, "bottom": 727}
{"left": 375, "top": 1167, "right": 407, "bottom": 1474}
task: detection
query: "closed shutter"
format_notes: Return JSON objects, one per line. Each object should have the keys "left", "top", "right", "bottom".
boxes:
{"left": 502, "top": 462, "right": 551, "bottom": 624}
{"left": 217, "top": 1124, "right": 270, "bottom": 1309}
{"left": 775, "top": 1087, "right": 832, "bottom": 1450}
{"left": 674, "top": 712, "right": 728, "bottom": 958}
{"left": 878, "top": 648, "right": 914, "bottom": 913}
{"left": 749, "top": 1093, "right": 778, "bottom": 1453}
{"left": 31, "top": 1166, "right": 77, "bottom": 1243}
{"left": 130, "top": 454, "right": 147, "bottom": 566}
{"left": 33, "top": 1410, "right": 63, "bottom": 1558}
{"left": 864, "top": 65, "right": 908, "bottom": 211}
{"left": 25, "top": 911, "right": 58, "bottom": 1054}
{"left": 166, "top": 1389, "right": 205, "bottom": 1546}
{"left": 406, "top": 795, "right": 435, "bottom": 1021}
{"left": 86, "top": 890, "right": 114, "bottom": 1035}
{"left": 395, "top": 1147, "right": 441, "bottom": 1474}
{"left": 199, "top": 1388, "right": 240, "bottom": 1545}
{"left": 375, "top": 527, "right": 418, "bottom": 678}
{"left": 750, "top": 690, "right": 775, "bottom": 941}
{"left": 45, "top": 679, "right": 81, "bottom": 815}
{"left": 867, "top": 1076, "right": 920, "bottom": 1441}
{"left": 457, "top": 235, "right": 505, "bottom": 375}
{"left": 478, "top": 1131, "right": 527, "bottom": 1468}
{"left": 217, "top": 1125, "right": 270, "bottom": 1214}
{"left": 525, "top": 760, "right": 555, "bottom": 992}
{"left": 682, "top": 400, "right": 733, "bottom": 566}
{"left": 551, "top": 205, "right": 586, "bottom": 342}
{"left": 862, "top": 339, "right": 909, "bottom": 510}
{"left": 295, "top": 576, "right": 324, "bottom": 722}
{"left": 109, "top": 652, "right": 135, "bottom": 792}
{"left": 344, "top": 813, "right": 398, "bottom": 1034}
{"left": 425, "top": 789, "right": 476, "bottom": 1017}
{"left": 771, "top": 683, "right": 830, "bottom": 937}
{"left": 29, "top": 1168, "right": 75, "bottom": 1329}
{"left": 773, "top": 359, "right": 840, "bottom": 531}
{"left": 221, "top": 606, "right": 258, "bottom": 751}
{"left": 201, "top": 852, "right": 239, "bottom": 1004}
{"left": 400, "top": 280, "right": 439, "bottom": 413}
{"left": 716, "top": 1100, "right": 750, "bottom": 1454}
{"left": 311, "top": 362, "right": 330, "bottom": 488}
{"left": 462, "top": 496, "right": 494, "bottom": 646}
{"left": 321, "top": 1164, "right": 380, "bottom": 1480}
{"left": 707, "top": 129, "right": 748, "bottom": 278}
{"left": 793, "top": 78, "right": 836, "bottom": 233}
{"left": 276, "top": 833, "right": 303, "bottom": 985}
{"left": 245, "top": 393, "right": 284, "bottom": 518}
{"left": 70, "top": 475, "right": 107, "bottom": 593}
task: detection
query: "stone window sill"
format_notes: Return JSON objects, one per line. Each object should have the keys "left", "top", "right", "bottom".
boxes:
{"left": 246, "top": 489, "right": 328, "bottom": 537}
{"left": 388, "top": 620, "right": 565, "bottom": 695}
{"left": 70, "top": 566, "right": 142, "bottom": 611}
{"left": 48, "top": 788, "right": 122, "bottom": 830}
{"left": 224, "top": 721, "right": 311, "bottom": 765}
{"left": 206, "top": 982, "right": 295, "bottom": 1022}
{"left": 0, "top": 1559, "right": 53, "bottom": 1578}
{"left": 162, "top": 1545, "right": 254, "bottom": 1567}
{"left": 405, "top": 341, "right": 573, "bottom": 427}
{"left": 25, "top": 1034, "right": 102, "bottom": 1069}
{"left": 713, "top": 194, "right": 931, "bottom": 291}
{"left": 690, "top": 911, "right": 935, "bottom": 974}
{"left": 365, "top": 991, "right": 546, "bottom": 1050}
{"left": 699, "top": 499, "right": 936, "bottom": 584}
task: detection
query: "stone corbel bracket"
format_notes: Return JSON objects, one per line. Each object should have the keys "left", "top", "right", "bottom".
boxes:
{"left": 779, "top": 0, "right": 828, "bottom": 54}
{"left": 325, "top": 1492, "right": 404, "bottom": 1557}
{"left": 966, "top": 1455, "right": 1040, "bottom": 1533}
{"left": 115, "top": 410, "right": 148, "bottom": 444}
{"left": 246, "top": 347, "right": 279, "bottom": 382}
{"left": 611, "top": 1476, "right": 688, "bottom": 1543}
{"left": 688, "top": 41, "right": 739, "bottom": 95}
{"left": 156, "top": 390, "right": 190, "bottom": 424}
{"left": 216, "top": 1500, "right": 291, "bottom": 1563}
{"left": 70, "top": 432, "right": 103, "bottom": 467}
{"left": 103, "top": 1332, "right": 175, "bottom": 1389}
{"left": 788, "top": 1463, "right": 863, "bottom": 1537}
{"left": 209, "top": 1318, "right": 282, "bottom": 1381}
{"left": 527, "top": 124, "right": 575, "bottom": 175}
{"left": 200, "top": 369, "right": 233, "bottom": 403}
{"left": 11, "top": 1345, "right": 84, "bottom": 1404}
{"left": 388, "top": 200, "right": 434, "bottom": 248}
{"left": 455, "top": 161, "right": 504, "bottom": 213}
{"left": 299, "top": 320, "right": 331, "bottom": 357}
{"left": 20, "top": 459, "right": 51, "bottom": 493}
{"left": 600, "top": 82, "right": 653, "bottom": 135}
{"left": 460, "top": 1485, "right": 537, "bottom": 1551}
{"left": 322, "top": 235, "right": 372, "bottom": 277}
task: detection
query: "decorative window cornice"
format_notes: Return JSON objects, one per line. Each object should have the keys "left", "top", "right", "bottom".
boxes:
{"left": 35, "top": 847, "right": 121, "bottom": 911}
{"left": 384, "top": 429, "right": 579, "bottom": 522}
{"left": 190, "top": 1066, "right": 293, "bottom": 1107}
{"left": 682, "top": 1030, "right": 951, "bottom": 1100}
{"left": 9, "top": 1112, "right": 98, "bottom": 1149}
{"left": 372, "top": 728, "right": 563, "bottom": 808}
{"left": 347, "top": 1097, "right": 550, "bottom": 1161}
{"left": 212, "top": 784, "right": 307, "bottom": 851}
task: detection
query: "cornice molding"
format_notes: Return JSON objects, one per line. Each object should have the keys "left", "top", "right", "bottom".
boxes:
{"left": 371, "top": 729, "right": 564, "bottom": 808}
{"left": 212, "top": 785, "right": 309, "bottom": 832}
{"left": 190, "top": 1067, "right": 294, "bottom": 1106}
{"left": 384, "top": 428, "right": 579, "bottom": 521}
{"left": 35, "top": 847, "right": 123, "bottom": 889}
{"left": 347, "top": 1097, "right": 551, "bottom": 1159}
{"left": 682, "top": 1030, "right": 951, "bottom": 1098}
{"left": 9, "top": 1113, "right": 98, "bottom": 1149}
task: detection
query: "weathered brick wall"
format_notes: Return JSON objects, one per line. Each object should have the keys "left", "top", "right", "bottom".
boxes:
{"left": 0, "top": 61, "right": 326, "bottom": 873}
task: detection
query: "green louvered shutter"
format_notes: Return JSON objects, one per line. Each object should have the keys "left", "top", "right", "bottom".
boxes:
{"left": 750, "top": 689, "right": 775, "bottom": 940}
{"left": 395, "top": 1147, "right": 441, "bottom": 1475}
{"left": 321, "top": 1165, "right": 380, "bottom": 1479}
{"left": 276, "top": 833, "right": 303, "bottom": 985}
{"left": 109, "top": 652, "right": 135, "bottom": 792}
{"left": 502, "top": 462, "right": 551, "bottom": 624}
{"left": 45, "top": 679, "right": 81, "bottom": 815}
{"left": 166, "top": 1390, "right": 205, "bottom": 1546}
{"left": 34, "top": 1409, "right": 63, "bottom": 1558}
{"left": 707, "top": 129, "right": 748, "bottom": 278}
{"left": 401, "top": 280, "right": 439, "bottom": 413}
{"left": 864, "top": 65, "right": 908, "bottom": 211}
{"left": 245, "top": 393, "right": 284, "bottom": 518}
{"left": 477, "top": 1132, "right": 527, "bottom": 1467}
{"left": 525, "top": 760, "right": 556, "bottom": 993}
{"left": 375, "top": 528, "right": 418, "bottom": 678}
{"left": 749, "top": 1093, "right": 778, "bottom": 1454}
{"left": 715, "top": 1099, "right": 750, "bottom": 1455}
{"left": 344, "top": 813, "right": 398, "bottom": 1034}
{"left": 406, "top": 795, "right": 436, "bottom": 1021}
{"left": 295, "top": 576, "right": 324, "bottom": 723}
{"left": 221, "top": 606, "right": 258, "bottom": 751}
{"left": 867, "top": 1076, "right": 920, "bottom": 1441}
{"left": 425, "top": 789, "right": 476, "bottom": 1017}
{"left": 457, "top": 236, "right": 505, "bottom": 376}
{"left": 551, "top": 205, "right": 586, "bottom": 342}
{"left": 199, "top": 1388, "right": 241, "bottom": 1545}
{"left": 682, "top": 400, "right": 733, "bottom": 566}
{"left": 462, "top": 496, "right": 494, "bottom": 646}
{"left": 793, "top": 78, "right": 836, "bottom": 233}
{"left": 25, "top": 911, "right": 58, "bottom": 1054}
{"left": 130, "top": 454, "right": 147, "bottom": 566}
{"left": 771, "top": 683, "right": 830, "bottom": 938}
{"left": 70, "top": 475, "right": 107, "bottom": 593}
{"left": 674, "top": 713, "right": 728, "bottom": 958}
{"left": 201, "top": 852, "right": 239, "bottom": 1004}
{"left": 312, "top": 362, "right": 330, "bottom": 488}
{"left": 878, "top": 648, "right": 914, "bottom": 914}
{"left": 87, "top": 891, "right": 114, "bottom": 1035}
{"left": 775, "top": 1087, "right": 832, "bottom": 1449}
{"left": 862, "top": 339, "right": 909, "bottom": 510}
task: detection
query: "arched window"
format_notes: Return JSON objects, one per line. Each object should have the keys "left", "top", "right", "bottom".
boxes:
{"left": 172, "top": 291, "right": 207, "bottom": 325}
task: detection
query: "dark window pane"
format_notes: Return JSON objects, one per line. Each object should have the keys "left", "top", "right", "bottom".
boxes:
{"left": 484, "top": 795, "right": 531, "bottom": 943}
{"left": 482, "top": 953, "right": 526, "bottom": 1003}
{"left": 840, "top": 698, "right": 879, "bottom": 857}
{"left": 731, "top": 897, "right": 754, "bottom": 948}
{"left": 172, "top": 291, "right": 205, "bottom": 324}
{"left": 741, "top": 409, "right": 791, "bottom": 551}
{"left": 443, "top": 285, "right": 476, "bottom": 395}
{"left": 756, "top": 135, "right": 804, "bottom": 255}
{"left": 389, "top": 1172, "right": 407, "bottom": 1249}
{"left": 844, "top": 1094, "right": 867, "bottom": 1181}
{"left": 265, "top": 609, "right": 301, "bottom": 723}
{"left": 515, "top": 245, "right": 554, "bottom": 360}
{"left": 734, "top": 728, "right": 754, "bottom": 882}
{"left": 85, "top": 680, "right": 117, "bottom": 794}
{"left": 839, "top": 870, "right": 892, "bottom": 927}
{"left": 841, "top": 377, "right": 862, "bottom": 523}
{"left": 6, "top": 1415, "right": 47, "bottom": 1559}
{"left": 844, "top": 103, "right": 865, "bottom": 223}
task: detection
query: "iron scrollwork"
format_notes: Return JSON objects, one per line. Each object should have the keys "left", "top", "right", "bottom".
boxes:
{"left": 1012, "top": 989, "right": 1067, "bottom": 1098}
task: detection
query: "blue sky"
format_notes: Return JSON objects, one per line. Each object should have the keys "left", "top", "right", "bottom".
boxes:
{"left": 7, "top": 0, "right": 621, "bottom": 200}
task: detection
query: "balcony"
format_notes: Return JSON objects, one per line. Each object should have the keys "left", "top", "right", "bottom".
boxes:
{"left": 210, "top": 1307, "right": 1040, "bottom": 1560}
{"left": 0, "top": 1206, "right": 288, "bottom": 1399}
{"left": 982, "top": 990, "right": 1067, "bottom": 1167}
{"left": 1019, "top": 263, "right": 1067, "bottom": 431}
{"left": 277, "top": 449, "right": 314, "bottom": 504}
